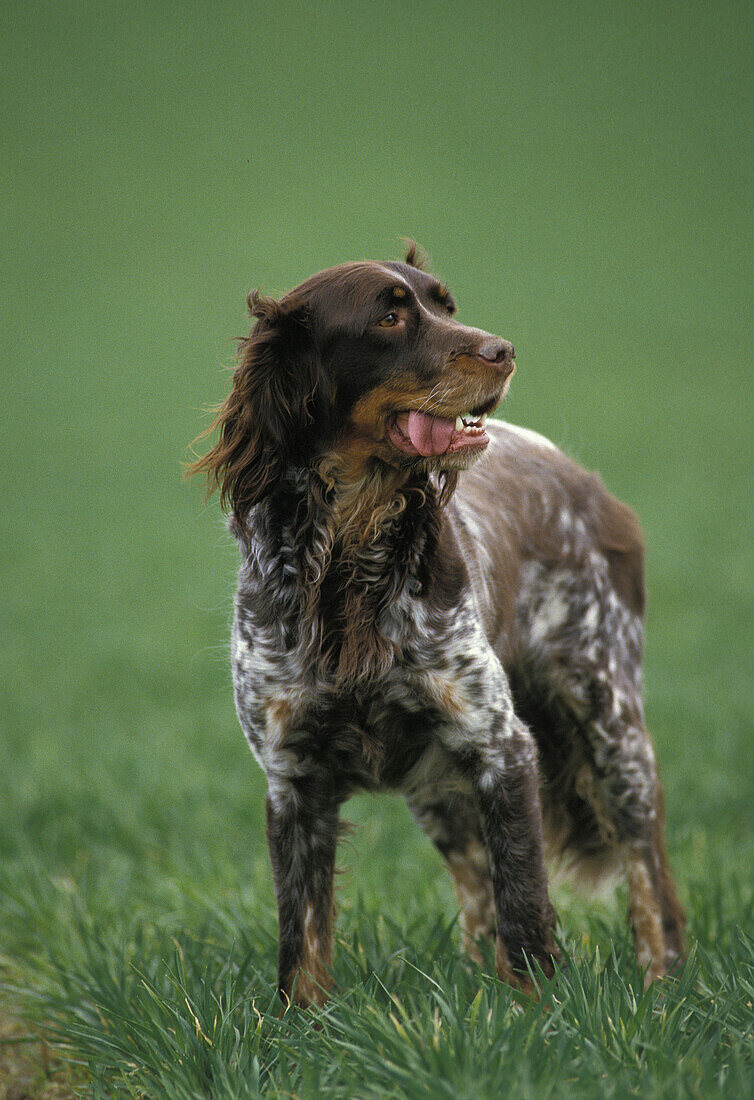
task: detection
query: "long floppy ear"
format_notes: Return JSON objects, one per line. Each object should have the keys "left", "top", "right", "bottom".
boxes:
{"left": 189, "top": 291, "right": 324, "bottom": 523}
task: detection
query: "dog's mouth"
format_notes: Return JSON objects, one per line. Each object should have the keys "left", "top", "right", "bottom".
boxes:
{"left": 387, "top": 399, "right": 497, "bottom": 458}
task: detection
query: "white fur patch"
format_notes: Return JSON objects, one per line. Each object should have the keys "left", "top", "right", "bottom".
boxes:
{"left": 498, "top": 421, "right": 558, "bottom": 452}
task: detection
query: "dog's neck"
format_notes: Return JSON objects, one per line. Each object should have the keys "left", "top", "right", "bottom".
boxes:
{"left": 296, "top": 455, "right": 441, "bottom": 589}
{"left": 317, "top": 453, "right": 425, "bottom": 545}
{"left": 240, "top": 457, "right": 452, "bottom": 685}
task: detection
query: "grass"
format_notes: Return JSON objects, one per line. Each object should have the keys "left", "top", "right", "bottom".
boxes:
{"left": 2, "top": 854, "right": 753, "bottom": 1097}
{"left": 1, "top": 0, "right": 752, "bottom": 1096}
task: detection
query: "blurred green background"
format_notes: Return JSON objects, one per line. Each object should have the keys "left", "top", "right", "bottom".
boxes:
{"left": 1, "top": 0, "right": 752, "bottom": 997}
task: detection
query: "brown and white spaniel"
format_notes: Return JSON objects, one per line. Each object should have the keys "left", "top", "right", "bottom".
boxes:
{"left": 190, "top": 245, "right": 684, "bottom": 1007}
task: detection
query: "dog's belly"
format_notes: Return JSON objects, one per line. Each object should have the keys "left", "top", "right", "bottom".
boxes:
{"left": 303, "top": 686, "right": 443, "bottom": 795}
{"left": 285, "top": 674, "right": 472, "bottom": 800}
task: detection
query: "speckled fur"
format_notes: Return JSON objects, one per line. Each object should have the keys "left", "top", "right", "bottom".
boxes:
{"left": 193, "top": 255, "right": 684, "bottom": 1003}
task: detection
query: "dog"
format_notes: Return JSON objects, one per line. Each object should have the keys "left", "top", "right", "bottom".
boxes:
{"left": 190, "top": 245, "right": 685, "bottom": 1007}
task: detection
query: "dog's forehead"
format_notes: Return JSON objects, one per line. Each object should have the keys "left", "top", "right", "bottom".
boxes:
{"left": 290, "top": 261, "right": 444, "bottom": 314}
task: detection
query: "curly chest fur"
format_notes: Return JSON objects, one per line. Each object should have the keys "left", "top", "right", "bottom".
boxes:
{"left": 229, "top": 476, "right": 505, "bottom": 797}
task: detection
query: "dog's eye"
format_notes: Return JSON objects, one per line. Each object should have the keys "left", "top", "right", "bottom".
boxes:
{"left": 378, "top": 312, "right": 399, "bottom": 327}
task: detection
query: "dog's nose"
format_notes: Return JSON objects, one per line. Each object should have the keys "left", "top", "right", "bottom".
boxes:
{"left": 477, "top": 338, "right": 515, "bottom": 373}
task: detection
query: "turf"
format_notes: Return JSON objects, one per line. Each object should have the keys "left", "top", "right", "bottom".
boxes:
{"left": 1, "top": 1, "right": 752, "bottom": 1096}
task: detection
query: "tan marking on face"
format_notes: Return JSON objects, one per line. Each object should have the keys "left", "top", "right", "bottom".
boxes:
{"left": 348, "top": 380, "right": 435, "bottom": 443}
{"left": 292, "top": 901, "right": 334, "bottom": 1008}
{"left": 453, "top": 351, "right": 514, "bottom": 395}
{"left": 627, "top": 854, "right": 666, "bottom": 987}
{"left": 500, "top": 364, "right": 515, "bottom": 397}
{"left": 392, "top": 285, "right": 407, "bottom": 298}
{"left": 453, "top": 353, "right": 483, "bottom": 372}
{"left": 346, "top": 372, "right": 500, "bottom": 459}
{"left": 322, "top": 384, "right": 430, "bottom": 481}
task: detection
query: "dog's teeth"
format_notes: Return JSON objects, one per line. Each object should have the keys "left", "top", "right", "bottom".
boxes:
{"left": 457, "top": 411, "right": 488, "bottom": 434}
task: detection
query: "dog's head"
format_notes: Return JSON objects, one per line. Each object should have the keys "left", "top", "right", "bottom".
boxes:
{"left": 191, "top": 246, "right": 515, "bottom": 522}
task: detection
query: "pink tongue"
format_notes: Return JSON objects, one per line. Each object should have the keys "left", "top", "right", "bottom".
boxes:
{"left": 407, "top": 410, "right": 456, "bottom": 456}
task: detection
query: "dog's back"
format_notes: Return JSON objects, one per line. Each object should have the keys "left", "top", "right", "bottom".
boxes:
{"left": 450, "top": 419, "right": 645, "bottom": 656}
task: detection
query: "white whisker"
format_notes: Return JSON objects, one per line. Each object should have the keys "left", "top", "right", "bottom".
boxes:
{"left": 416, "top": 383, "right": 449, "bottom": 415}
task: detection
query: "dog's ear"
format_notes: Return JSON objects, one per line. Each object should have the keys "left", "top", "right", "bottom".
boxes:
{"left": 403, "top": 239, "right": 427, "bottom": 269}
{"left": 189, "top": 291, "right": 324, "bottom": 523}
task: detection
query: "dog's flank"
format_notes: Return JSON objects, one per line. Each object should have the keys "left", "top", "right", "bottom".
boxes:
{"left": 191, "top": 246, "right": 684, "bottom": 1004}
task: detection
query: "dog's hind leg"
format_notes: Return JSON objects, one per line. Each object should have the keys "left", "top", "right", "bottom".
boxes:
{"left": 415, "top": 715, "right": 559, "bottom": 992}
{"left": 535, "top": 700, "right": 684, "bottom": 985}
{"left": 566, "top": 734, "right": 685, "bottom": 984}
{"left": 405, "top": 791, "right": 496, "bottom": 963}
{"left": 624, "top": 781, "right": 686, "bottom": 982}
{"left": 512, "top": 554, "right": 685, "bottom": 986}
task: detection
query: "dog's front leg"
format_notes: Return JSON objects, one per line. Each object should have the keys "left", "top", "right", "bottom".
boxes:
{"left": 474, "top": 718, "right": 558, "bottom": 991}
{"left": 265, "top": 785, "right": 339, "bottom": 1008}
{"left": 444, "top": 712, "right": 558, "bottom": 992}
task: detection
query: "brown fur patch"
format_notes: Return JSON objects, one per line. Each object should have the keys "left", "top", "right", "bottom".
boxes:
{"left": 421, "top": 670, "right": 468, "bottom": 718}
{"left": 596, "top": 494, "right": 646, "bottom": 615}
{"left": 186, "top": 292, "right": 323, "bottom": 526}
{"left": 403, "top": 240, "right": 427, "bottom": 268}
{"left": 265, "top": 697, "right": 293, "bottom": 750}
{"left": 651, "top": 787, "right": 686, "bottom": 959}
{"left": 627, "top": 854, "right": 666, "bottom": 987}
{"left": 495, "top": 938, "right": 535, "bottom": 995}
{"left": 348, "top": 380, "right": 436, "bottom": 443}
{"left": 574, "top": 764, "right": 619, "bottom": 845}
{"left": 448, "top": 840, "right": 495, "bottom": 964}
{"left": 317, "top": 454, "right": 412, "bottom": 548}
{"left": 294, "top": 458, "right": 411, "bottom": 686}
{"left": 292, "top": 902, "right": 334, "bottom": 1008}
{"left": 267, "top": 696, "right": 292, "bottom": 727}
